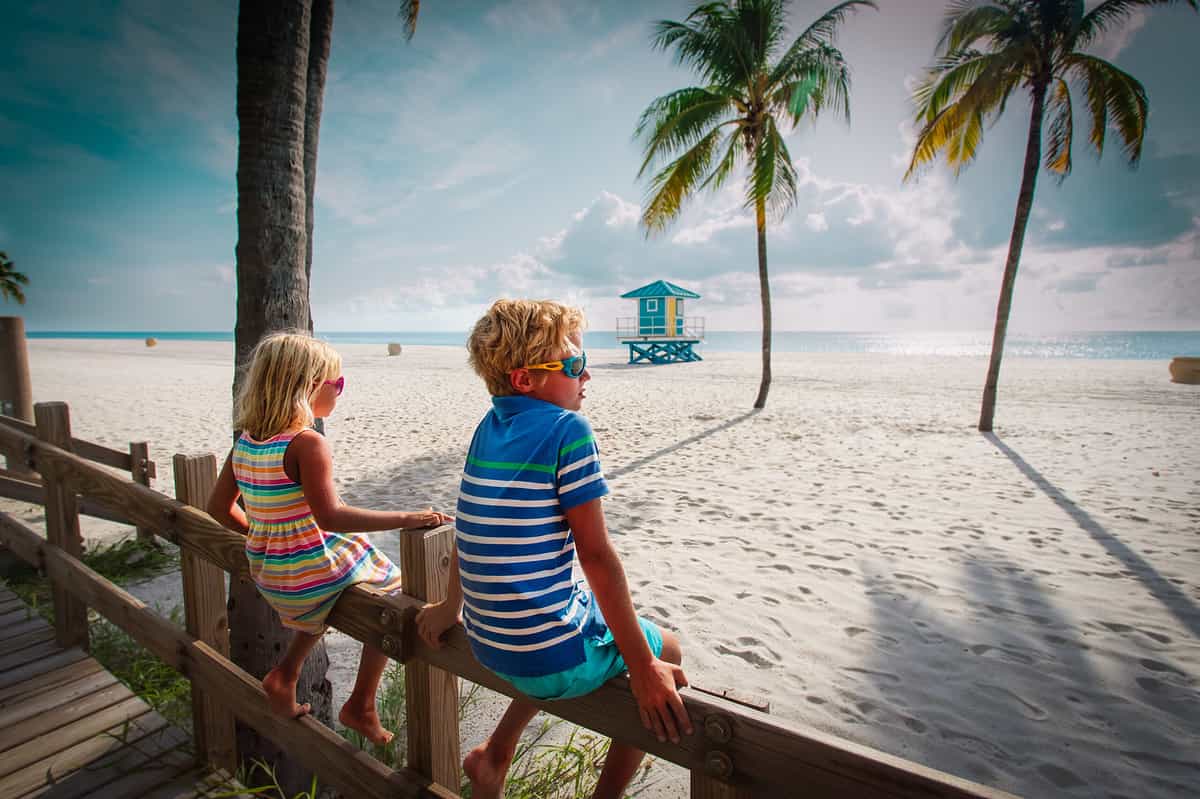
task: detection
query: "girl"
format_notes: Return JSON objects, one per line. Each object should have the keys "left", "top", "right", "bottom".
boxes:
{"left": 208, "top": 331, "right": 449, "bottom": 745}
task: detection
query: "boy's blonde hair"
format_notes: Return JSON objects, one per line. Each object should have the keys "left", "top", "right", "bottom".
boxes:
{"left": 467, "top": 299, "right": 585, "bottom": 396}
{"left": 234, "top": 332, "right": 342, "bottom": 440}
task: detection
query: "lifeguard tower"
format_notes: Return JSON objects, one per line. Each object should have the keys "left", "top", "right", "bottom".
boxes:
{"left": 616, "top": 280, "right": 705, "bottom": 364}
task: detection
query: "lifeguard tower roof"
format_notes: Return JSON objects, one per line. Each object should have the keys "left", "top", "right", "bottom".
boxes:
{"left": 620, "top": 280, "right": 701, "bottom": 300}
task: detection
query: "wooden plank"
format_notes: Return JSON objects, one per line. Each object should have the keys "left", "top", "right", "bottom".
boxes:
{"left": 0, "top": 475, "right": 135, "bottom": 524}
{"left": 0, "top": 649, "right": 89, "bottom": 693}
{"left": 0, "top": 627, "right": 56, "bottom": 655}
{"left": 0, "top": 415, "right": 35, "bottom": 436}
{"left": 61, "top": 743, "right": 195, "bottom": 799}
{"left": 172, "top": 453, "right": 235, "bottom": 775}
{"left": 0, "top": 693, "right": 148, "bottom": 777}
{"left": 401, "top": 525, "right": 460, "bottom": 790}
{"left": 35, "top": 403, "right": 88, "bottom": 651}
{"left": 0, "top": 669, "right": 120, "bottom": 733}
{"left": 131, "top": 442, "right": 154, "bottom": 542}
{"left": 136, "top": 768, "right": 254, "bottom": 799}
{"left": 0, "top": 428, "right": 1016, "bottom": 799}
{"left": 0, "top": 606, "right": 31, "bottom": 626}
{"left": 72, "top": 439, "right": 131, "bottom": 472}
{"left": 0, "top": 597, "right": 25, "bottom": 613}
{"left": 0, "top": 639, "right": 62, "bottom": 673}
{"left": 28, "top": 724, "right": 190, "bottom": 798}
{"left": 0, "top": 658, "right": 105, "bottom": 708}
{"left": 0, "top": 708, "right": 167, "bottom": 798}
{"left": 0, "top": 680, "right": 136, "bottom": 756}
{"left": 0, "top": 618, "right": 50, "bottom": 647}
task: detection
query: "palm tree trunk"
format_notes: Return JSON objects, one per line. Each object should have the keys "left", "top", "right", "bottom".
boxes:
{"left": 233, "top": 2, "right": 332, "bottom": 793}
{"left": 978, "top": 80, "right": 1048, "bottom": 432}
{"left": 752, "top": 197, "right": 772, "bottom": 409}
{"left": 304, "top": 0, "right": 332, "bottom": 336}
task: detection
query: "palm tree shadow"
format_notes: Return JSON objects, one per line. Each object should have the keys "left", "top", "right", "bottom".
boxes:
{"left": 983, "top": 432, "right": 1200, "bottom": 638}
{"left": 605, "top": 410, "right": 759, "bottom": 480}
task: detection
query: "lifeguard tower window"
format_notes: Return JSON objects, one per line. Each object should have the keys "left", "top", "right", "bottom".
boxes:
{"left": 646, "top": 299, "right": 658, "bottom": 311}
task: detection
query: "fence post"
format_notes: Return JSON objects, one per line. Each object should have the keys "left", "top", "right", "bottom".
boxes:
{"left": 173, "top": 453, "right": 237, "bottom": 774}
{"left": 130, "top": 441, "right": 153, "bottom": 542}
{"left": 35, "top": 401, "right": 88, "bottom": 650}
{"left": 400, "top": 524, "right": 460, "bottom": 788}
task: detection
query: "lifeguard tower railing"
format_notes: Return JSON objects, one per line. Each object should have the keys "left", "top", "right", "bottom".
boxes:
{"left": 0, "top": 403, "right": 1016, "bottom": 799}
{"left": 616, "top": 316, "right": 706, "bottom": 340}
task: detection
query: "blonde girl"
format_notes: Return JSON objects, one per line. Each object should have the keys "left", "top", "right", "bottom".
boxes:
{"left": 209, "top": 331, "right": 449, "bottom": 745}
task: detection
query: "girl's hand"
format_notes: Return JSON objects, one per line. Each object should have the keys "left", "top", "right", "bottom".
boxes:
{"left": 415, "top": 601, "right": 462, "bottom": 649}
{"left": 408, "top": 508, "right": 453, "bottom": 529}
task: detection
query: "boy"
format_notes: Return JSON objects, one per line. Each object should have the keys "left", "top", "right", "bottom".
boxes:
{"left": 417, "top": 299, "right": 692, "bottom": 799}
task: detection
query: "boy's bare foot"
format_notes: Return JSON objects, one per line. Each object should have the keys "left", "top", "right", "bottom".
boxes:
{"left": 263, "top": 668, "right": 310, "bottom": 719}
{"left": 339, "top": 704, "right": 394, "bottom": 746}
{"left": 463, "top": 740, "right": 512, "bottom": 799}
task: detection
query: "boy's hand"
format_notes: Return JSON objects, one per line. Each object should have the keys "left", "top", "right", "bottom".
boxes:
{"left": 415, "top": 601, "right": 462, "bottom": 649}
{"left": 628, "top": 658, "right": 691, "bottom": 744}
{"left": 408, "top": 508, "right": 453, "bottom": 529}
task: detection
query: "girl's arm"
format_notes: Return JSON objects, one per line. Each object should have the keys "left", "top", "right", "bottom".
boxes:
{"left": 207, "top": 452, "right": 249, "bottom": 534}
{"left": 415, "top": 546, "right": 465, "bottom": 649}
{"left": 568, "top": 498, "right": 692, "bottom": 744}
{"left": 287, "top": 430, "right": 449, "bottom": 532}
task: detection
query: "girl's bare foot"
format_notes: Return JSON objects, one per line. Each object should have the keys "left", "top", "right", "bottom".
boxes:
{"left": 262, "top": 668, "right": 310, "bottom": 719}
{"left": 339, "top": 703, "right": 394, "bottom": 746}
{"left": 463, "top": 740, "right": 512, "bottom": 799}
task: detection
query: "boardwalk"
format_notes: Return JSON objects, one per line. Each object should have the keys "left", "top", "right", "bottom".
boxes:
{"left": 0, "top": 582, "right": 246, "bottom": 798}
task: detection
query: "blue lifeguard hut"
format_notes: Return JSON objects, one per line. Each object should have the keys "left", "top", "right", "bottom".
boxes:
{"left": 616, "top": 280, "right": 705, "bottom": 364}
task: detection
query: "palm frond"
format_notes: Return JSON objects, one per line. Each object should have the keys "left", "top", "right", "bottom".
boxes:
{"left": 1065, "top": 52, "right": 1149, "bottom": 164}
{"left": 1043, "top": 76, "right": 1074, "bottom": 177}
{"left": 641, "top": 125, "right": 725, "bottom": 234}
{"left": 1077, "top": 0, "right": 1198, "bottom": 50}
{"left": 757, "top": 120, "right": 798, "bottom": 220}
{"left": 769, "top": 1, "right": 873, "bottom": 87}
{"left": 912, "top": 48, "right": 1002, "bottom": 123}
{"left": 700, "top": 130, "right": 745, "bottom": 193}
{"left": 635, "top": 87, "right": 739, "bottom": 178}
{"left": 651, "top": 4, "right": 751, "bottom": 87}
{"left": 938, "top": 2, "right": 1018, "bottom": 54}
{"left": 398, "top": 0, "right": 420, "bottom": 41}
{"left": 769, "top": 43, "right": 851, "bottom": 124}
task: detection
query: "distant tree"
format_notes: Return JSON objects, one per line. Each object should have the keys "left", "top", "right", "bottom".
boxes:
{"left": 906, "top": 0, "right": 1198, "bottom": 432}
{"left": 0, "top": 252, "right": 28, "bottom": 305}
{"left": 231, "top": 1, "right": 419, "bottom": 792}
{"left": 637, "top": 0, "right": 875, "bottom": 409}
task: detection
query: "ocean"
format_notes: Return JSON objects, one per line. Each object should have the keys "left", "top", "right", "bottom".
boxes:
{"left": 25, "top": 329, "right": 1200, "bottom": 360}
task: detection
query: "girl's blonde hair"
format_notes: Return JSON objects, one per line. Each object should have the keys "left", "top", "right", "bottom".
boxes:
{"left": 467, "top": 299, "right": 585, "bottom": 396}
{"left": 234, "top": 332, "right": 342, "bottom": 440}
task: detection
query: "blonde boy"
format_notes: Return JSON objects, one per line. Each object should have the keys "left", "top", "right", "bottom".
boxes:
{"left": 417, "top": 299, "right": 692, "bottom": 799}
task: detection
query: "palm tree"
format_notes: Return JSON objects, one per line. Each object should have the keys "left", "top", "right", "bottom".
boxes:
{"left": 0, "top": 252, "right": 28, "bottom": 305}
{"left": 232, "top": 1, "right": 418, "bottom": 791}
{"left": 906, "top": 0, "right": 1197, "bottom": 432}
{"left": 637, "top": 0, "right": 875, "bottom": 409}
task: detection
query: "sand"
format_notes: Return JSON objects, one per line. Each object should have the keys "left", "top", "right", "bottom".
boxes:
{"left": 2, "top": 337, "right": 1197, "bottom": 798}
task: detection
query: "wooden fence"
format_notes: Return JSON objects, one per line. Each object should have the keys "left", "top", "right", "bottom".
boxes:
{"left": 0, "top": 402, "right": 1017, "bottom": 799}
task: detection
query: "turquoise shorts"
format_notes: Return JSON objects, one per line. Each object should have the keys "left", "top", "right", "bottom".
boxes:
{"left": 497, "top": 617, "right": 664, "bottom": 701}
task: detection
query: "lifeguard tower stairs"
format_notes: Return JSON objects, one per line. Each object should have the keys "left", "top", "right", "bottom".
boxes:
{"left": 616, "top": 280, "right": 705, "bottom": 364}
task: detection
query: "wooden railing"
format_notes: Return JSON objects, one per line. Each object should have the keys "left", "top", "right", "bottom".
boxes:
{"left": 0, "top": 402, "right": 1017, "bottom": 799}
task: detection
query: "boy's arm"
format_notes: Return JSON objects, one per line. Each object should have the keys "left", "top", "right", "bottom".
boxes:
{"left": 567, "top": 498, "right": 692, "bottom": 744}
{"left": 207, "top": 452, "right": 249, "bottom": 534}
{"left": 416, "top": 545, "right": 465, "bottom": 649}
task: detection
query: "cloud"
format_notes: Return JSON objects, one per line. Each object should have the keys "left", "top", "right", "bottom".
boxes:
{"left": 805, "top": 212, "right": 829, "bottom": 232}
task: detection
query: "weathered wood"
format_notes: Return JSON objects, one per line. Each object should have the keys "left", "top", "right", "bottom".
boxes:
{"left": 0, "top": 648, "right": 88, "bottom": 692}
{"left": 132, "top": 441, "right": 154, "bottom": 542}
{"left": 0, "top": 424, "right": 1016, "bottom": 798}
{"left": 0, "top": 626, "right": 55, "bottom": 654}
{"left": 692, "top": 771, "right": 754, "bottom": 798}
{"left": 0, "top": 693, "right": 147, "bottom": 777}
{"left": 0, "top": 668, "right": 119, "bottom": 731}
{"left": 173, "top": 453, "right": 236, "bottom": 775}
{"left": 0, "top": 679, "right": 136, "bottom": 754}
{"left": 0, "top": 472, "right": 134, "bottom": 524}
{"left": 34, "top": 402, "right": 88, "bottom": 650}
{"left": 34, "top": 723, "right": 191, "bottom": 799}
{"left": 0, "top": 512, "right": 455, "bottom": 799}
{"left": 72, "top": 437, "right": 134, "bottom": 471}
{"left": 0, "top": 706, "right": 164, "bottom": 796}
{"left": 0, "top": 658, "right": 104, "bottom": 708}
{"left": 0, "top": 638, "right": 60, "bottom": 671}
{"left": 400, "top": 525, "right": 460, "bottom": 789}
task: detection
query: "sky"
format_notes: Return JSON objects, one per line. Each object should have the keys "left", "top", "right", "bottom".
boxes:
{"left": 3, "top": 0, "right": 1199, "bottom": 333}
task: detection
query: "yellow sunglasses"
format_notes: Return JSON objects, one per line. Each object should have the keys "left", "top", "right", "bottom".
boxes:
{"left": 524, "top": 352, "right": 587, "bottom": 379}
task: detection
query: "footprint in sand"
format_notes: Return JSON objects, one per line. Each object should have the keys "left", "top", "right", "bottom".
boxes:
{"left": 975, "top": 683, "right": 1048, "bottom": 720}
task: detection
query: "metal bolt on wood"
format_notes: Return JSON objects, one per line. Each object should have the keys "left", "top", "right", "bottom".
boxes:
{"left": 380, "top": 608, "right": 396, "bottom": 627}
{"left": 381, "top": 634, "right": 400, "bottom": 656}
{"left": 704, "top": 714, "right": 733, "bottom": 744}
{"left": 704, "top": 750, "right": 734, "bottom": 779}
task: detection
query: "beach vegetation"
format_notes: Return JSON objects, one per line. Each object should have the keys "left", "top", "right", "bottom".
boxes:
{"left": 905, "top": 0, "right": 1198, "bottom": 431}
{"left": 0, "top": 251, "right": 29, "bottom": 305}
{"left": 636, "top": 0, "right": 876, "bottom": 409}
{"left": 230, "top": 2, "right": 419, "bottom": 790}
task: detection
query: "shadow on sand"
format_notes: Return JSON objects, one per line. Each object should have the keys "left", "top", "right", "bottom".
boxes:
{"left": 605, "top": 410, "right": 759, "bottom": 480}
{"left": 984, "top": 432, "right": 1200, "bottom": 639}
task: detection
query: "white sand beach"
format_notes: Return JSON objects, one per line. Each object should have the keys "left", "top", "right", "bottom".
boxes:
{"left": 3, "top": 337, "right": 1198, "bottom": 798}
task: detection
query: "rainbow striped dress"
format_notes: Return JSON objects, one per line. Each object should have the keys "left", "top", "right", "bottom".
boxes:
{"left": 233, "top": 431, "right": 403, "bottom": 634}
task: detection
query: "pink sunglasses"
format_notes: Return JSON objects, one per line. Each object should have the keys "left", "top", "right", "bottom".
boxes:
{"left": 323, "top": 376, "right": 345, "bottom": 396}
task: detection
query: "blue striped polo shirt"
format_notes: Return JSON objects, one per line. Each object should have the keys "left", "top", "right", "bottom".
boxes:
{"left": 456, "top": 395, "right": 610, "bottom": 677}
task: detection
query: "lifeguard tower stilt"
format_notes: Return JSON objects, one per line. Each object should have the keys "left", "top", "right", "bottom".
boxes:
{"left": 616, "top": 280, "right": 705, "bottom": 364}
